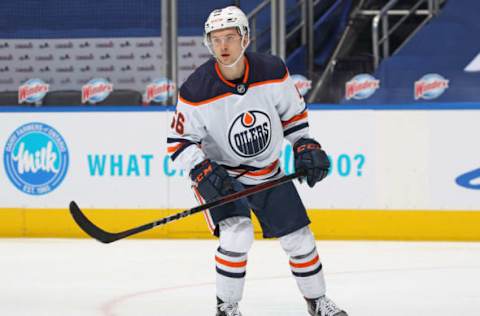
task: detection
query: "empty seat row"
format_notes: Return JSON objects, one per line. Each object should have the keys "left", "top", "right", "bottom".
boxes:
{"left": 0, "top": 90, "right": 168, "bottom": 106}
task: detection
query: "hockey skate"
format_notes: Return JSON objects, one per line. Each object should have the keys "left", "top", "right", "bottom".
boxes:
{"left": 306, "top": 296, "right": 348, "bottom": 316}
{"left": 216, "top": 297, "right": 242, "bottom": 316}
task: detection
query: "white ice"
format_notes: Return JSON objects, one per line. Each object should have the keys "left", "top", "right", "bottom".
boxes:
{"left": 0, "top": 239, "right": 479, "bottom": 316}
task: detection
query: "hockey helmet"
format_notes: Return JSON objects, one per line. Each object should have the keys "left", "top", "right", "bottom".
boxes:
{"left": 204, "top": 6, "right": 250, "bottom": 45}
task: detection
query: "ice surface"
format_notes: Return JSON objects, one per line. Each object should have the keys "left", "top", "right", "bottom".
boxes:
{"left": 0, "top": 239, "right": 479, "bottom": 316}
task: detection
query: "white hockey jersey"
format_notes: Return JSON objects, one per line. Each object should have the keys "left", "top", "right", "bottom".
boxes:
{"left": 167, "top": 52, "right": 310, "bottom": 185}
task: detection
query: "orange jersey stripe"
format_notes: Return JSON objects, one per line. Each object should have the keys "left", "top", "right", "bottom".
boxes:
{"left": 245, "top": 160, "right": 279, "bottom": 176}
{"left": 215, "top": 63, "right": 235, "bottom": 87}
{"left": 215, "top": 256, "right": 247, "bottom": 268}
{"left": 178, "top": 93, "right": 233, "bottom": 106}
{"left": 289, "top": 255, "right": 320, "bottom": 269}
{"left": 249, "top": 72, "right": 288, "bottom": 88}
{"left": 243, "top": 58, "right": 250, "bottom": 82}
{"left": 282, "top": 111, "right": 308, "bottom": 127}
{"left": 179, "top": 64, "right": 286, "bottom": 106}
{"left": 230, "top": 160, "right": 279, "bottom": 177}
{"left": 214, "top": 58, "right": 250, "bottom": 88}
{"left": 167, "top": 143, "right": 182, "bottom": 154}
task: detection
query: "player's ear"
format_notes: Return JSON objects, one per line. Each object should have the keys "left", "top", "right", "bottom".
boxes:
{"left": 242, "top": 34, "right": 249, "bottom": 47}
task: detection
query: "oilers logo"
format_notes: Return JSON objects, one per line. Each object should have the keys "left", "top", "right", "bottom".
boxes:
{"left": 228, "top": 111, "right": 272, "bottom": 158}
{"left": 3, "top": 122, "right": 69, "bottom": 195}
{"left": 82, "top": 78, "right": 113, "bottom": 104}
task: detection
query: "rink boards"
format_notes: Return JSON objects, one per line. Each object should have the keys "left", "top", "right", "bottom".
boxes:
{"left": 0, "top": 104, "right": 479, "bottom": 240}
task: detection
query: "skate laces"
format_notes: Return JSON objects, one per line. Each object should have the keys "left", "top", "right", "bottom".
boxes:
{"left": 316, "top": 296, "right": 341, "bottom": 316}
{"left": 218, "top": 302, "right": 241, "bottom": 316}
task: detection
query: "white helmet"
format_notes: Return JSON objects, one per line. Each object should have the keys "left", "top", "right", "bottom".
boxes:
{"left": 204, "top": 6, "right": 249, "bottom": 39}
{"left": 204, "top": 6, "right": 250, "bottom": 67}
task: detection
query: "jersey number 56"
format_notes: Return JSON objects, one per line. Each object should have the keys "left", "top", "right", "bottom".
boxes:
{"left": 170, "top": 111, "right": 185, "bottom": 135}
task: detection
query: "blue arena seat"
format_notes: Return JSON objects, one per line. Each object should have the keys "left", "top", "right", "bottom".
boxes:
{"left": 42, "top": 90, "right": 82, "bottom": 106}
{"left": 344, "top": 0, "right": 480, "bottom": 104}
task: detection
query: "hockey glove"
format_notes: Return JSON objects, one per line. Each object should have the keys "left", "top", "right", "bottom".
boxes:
{"left": 293, "top": 138, "right": 330, "bottom": 188}
{"left": 190, "top": 159, "right": 238, "bottom": 202}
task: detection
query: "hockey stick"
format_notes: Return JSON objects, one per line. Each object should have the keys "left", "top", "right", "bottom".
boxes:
{"left": 69, "top": 171, "right": 305, "bottom": 244}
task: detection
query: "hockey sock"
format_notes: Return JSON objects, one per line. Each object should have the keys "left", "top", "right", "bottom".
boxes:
{"left": 289, "top": 247, "right": 326, "bottom": 299}
{"left": 215, "top": 247, "right": 247, "bottom": 303}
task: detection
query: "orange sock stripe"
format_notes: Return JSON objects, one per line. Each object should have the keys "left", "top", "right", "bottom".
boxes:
{"left": 215, "top": 256, "right": 247, "bottom": 268}
{"left": 289, "top": 254, "right": 320, "bottom": 269}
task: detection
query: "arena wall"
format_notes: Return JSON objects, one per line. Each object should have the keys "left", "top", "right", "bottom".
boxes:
{"left": 1, "top": 105, "right": 479, "bottom": 240}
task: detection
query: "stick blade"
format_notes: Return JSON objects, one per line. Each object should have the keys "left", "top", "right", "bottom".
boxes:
{"left": 69, "top": 201, "right": 118, "bottom": 243}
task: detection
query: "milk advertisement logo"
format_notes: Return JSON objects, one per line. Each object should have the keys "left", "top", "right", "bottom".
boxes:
{"left": 291, "top": 74, "right": 312, "bottom": 96}
{"left": 345, "top": 74, "right": 380, "bottom": 100}
{"left": 144, "top": 78, "right": 176, "bottom": 103}
{"left": 414, "top": 74, "right": 449, "bottom": 100}
{"left": 3, "top": 122, "right": 69, "bottom": 195}
{"left": 18, "top": 79, "right": 49, "bottom": 104}
{"left": 82, "top": 78, "right": 113, "bottom": 104}
{"left": 228, "top": 111, "right": 272, "bottom": 158}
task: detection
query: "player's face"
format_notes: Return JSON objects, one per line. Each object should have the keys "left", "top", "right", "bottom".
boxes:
{"left": 209, "top": 28, "right": 246, "bottom": 65}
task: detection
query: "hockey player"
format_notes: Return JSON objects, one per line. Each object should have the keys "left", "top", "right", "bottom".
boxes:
{"left": 167, "top": 6, "right": 347, "bottom": 316}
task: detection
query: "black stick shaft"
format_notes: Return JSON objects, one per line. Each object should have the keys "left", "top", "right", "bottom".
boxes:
{"left": 70, "top": 171, "right": 304, "bottom": 243}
